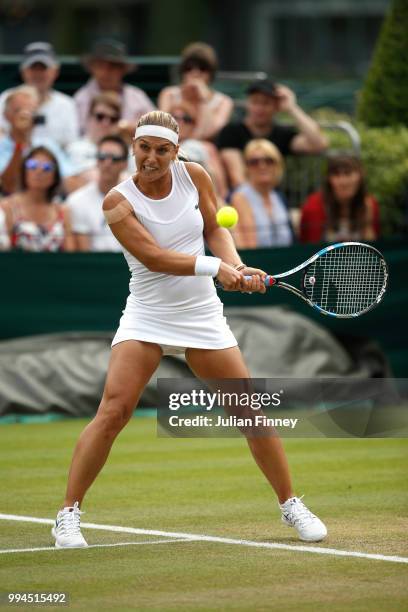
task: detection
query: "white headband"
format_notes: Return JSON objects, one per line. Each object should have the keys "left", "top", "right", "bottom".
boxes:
{"left": 134, "top": 125, "right": 179, "bottom": 146}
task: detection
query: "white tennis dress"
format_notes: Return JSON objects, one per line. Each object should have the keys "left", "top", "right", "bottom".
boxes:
{"left": 111, "top": 161, "right": 237, "bottom": 355}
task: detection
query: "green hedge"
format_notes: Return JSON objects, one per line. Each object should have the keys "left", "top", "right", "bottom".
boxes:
{"left": 356, "top": 124, "right": 408, "bottom": 233}
{"left": 357, "top": 0, "right": 408, "bottom": 127}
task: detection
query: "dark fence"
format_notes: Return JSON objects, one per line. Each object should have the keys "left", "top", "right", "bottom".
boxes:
{"left": 0, "top": 239, "right": 406, "bottom": 376}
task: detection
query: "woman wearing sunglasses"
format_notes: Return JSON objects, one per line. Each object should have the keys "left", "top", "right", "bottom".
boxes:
{"left": 231, "top": 139, "right": 293, "bottom": 248}
{"left": 67, "top": 92, "right": 123, "bottom": 185}
{"left": 158, "top": 42, "right": 233, "bottom": 141}
{"left": 0, "top": 146, "right": 75, "bottom": 251}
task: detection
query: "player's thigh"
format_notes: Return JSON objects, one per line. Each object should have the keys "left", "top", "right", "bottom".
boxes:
{"left": 186, "top": 347, "right": 252, "bottom": 418}
{"left": 185, "top": 346, "right": 250, "bottom": 379}
{"left": 101, "top": 340, "right": 162, "bottom": 409}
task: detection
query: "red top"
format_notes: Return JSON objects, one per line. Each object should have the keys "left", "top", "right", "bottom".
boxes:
{"left": 299, "top": 191, "right": 381, "bottom": 243}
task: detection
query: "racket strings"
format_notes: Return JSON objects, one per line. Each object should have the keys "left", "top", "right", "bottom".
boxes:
{"left": 304, "top": 244, "right": 387, "bottom": 316}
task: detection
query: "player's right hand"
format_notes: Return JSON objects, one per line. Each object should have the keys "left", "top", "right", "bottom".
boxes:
{"left": 239, "top": 267, "right": 267, "bottom": 294}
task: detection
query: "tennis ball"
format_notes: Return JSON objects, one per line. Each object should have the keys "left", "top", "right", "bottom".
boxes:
{"left": 216, "top": 206, "right": 239, "bottom": 228}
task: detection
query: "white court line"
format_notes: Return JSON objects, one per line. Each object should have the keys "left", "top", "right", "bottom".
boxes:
{"left": 0, "top": 539, "right": 190, "bottom": 555}
{"left": 0, "top": 512, "right": 407, "bottom": 564}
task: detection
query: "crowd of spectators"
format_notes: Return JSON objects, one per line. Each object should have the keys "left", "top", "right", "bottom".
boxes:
{"left": 0, "top": 38, "right": 381, "bottom": 252}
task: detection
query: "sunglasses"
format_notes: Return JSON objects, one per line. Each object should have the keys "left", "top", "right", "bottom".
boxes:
{"left": 96, "top": 152, "right": 127, "bottom": 163}
{"left": 25, "top": 159, "right": 55, "bottom": 172}
{"left": 246, "top": 157, "right": 278, "bottom": 167}
{"left": 93, "top": 112, "right": 120, "bottom": 124}
{"left": 173, "top": 113, "right": 195, "bottom": 124}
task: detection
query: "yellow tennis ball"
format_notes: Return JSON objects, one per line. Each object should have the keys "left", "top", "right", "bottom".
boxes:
{"left": 216, "top": 206, "right": 239, "bottom": 228}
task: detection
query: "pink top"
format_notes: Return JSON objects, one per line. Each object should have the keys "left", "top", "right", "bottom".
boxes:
{"left": 158, "top": 85, "right": 233, "bottom": 140}
{"left": 74, "top": 78, "right": 155, "bottom": 134}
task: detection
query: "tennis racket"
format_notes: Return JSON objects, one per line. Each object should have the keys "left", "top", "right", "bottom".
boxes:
{"left": 217, "top": 242, "right": 388, "bottom": 318}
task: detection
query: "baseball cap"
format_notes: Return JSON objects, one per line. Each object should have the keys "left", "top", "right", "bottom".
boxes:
{"left": 20, "top": 42, "right": 58, "bottom": 69}
{"left": 246, "top": 79, "right": 278, "bottom": 97}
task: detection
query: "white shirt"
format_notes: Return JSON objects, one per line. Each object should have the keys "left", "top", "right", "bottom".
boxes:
{"left": 113, "top": 162, "right": 221, "bottom": 310}
{"left": 0, "top": 89, "right": 79, "bottom": 149}
{"left": 66, "top": 181, "right": 121, "bottom": 252}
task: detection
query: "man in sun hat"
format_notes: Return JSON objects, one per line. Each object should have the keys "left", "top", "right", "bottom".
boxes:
{"left": 0, "top": 42, "right": 79, "bottom": 149}
{"left": 74, "top": 39, "right": 154, "bottom": 135}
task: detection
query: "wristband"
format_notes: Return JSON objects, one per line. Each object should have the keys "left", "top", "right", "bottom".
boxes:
{"left": 232, "top": 263, "right": 245, "bottom": 271}
{"left": 14, "top": 142, "right": 25, "bottom": 152}
{"left": 195, "top": 255, "right": 221, "bottom": 277}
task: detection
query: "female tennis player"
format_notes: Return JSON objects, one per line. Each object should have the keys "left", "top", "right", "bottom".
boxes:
{"left": 52, "top": 111, "right": 327, "bottom": 547}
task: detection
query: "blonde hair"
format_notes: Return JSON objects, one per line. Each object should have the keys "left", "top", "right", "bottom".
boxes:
{"left": 244, "top": 138, "right": 284, "bottom": 183}
{"left": 5, "top": 85, "right": 39, "bottom": 109}
{"left": 137, "top": 110, "right": 179, "bottom": 136}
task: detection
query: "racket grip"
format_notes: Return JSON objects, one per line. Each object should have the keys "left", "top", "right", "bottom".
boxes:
{"left": 244, "top": 275, "right": 276, "bottom": 287}
{"left": 214, "top": 275, "right": 276, "bottom": 289}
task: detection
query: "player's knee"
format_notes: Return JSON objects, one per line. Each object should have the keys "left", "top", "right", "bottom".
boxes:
{"left": 96, "top": 397, "right": 133, "bottom": 436}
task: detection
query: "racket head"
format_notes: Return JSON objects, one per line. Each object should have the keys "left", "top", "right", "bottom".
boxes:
{"left": 301, "top": 242, "right": 388, "bottom": 318}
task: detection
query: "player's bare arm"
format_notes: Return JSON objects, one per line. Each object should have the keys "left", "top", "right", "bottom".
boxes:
{"left": 186, "top": 162, "right": 266, "bottom": 293}
{"left": 104, "top": 187, "right": 246, "bottom": 289}
{"left": 103, "top": 189, "right": 197, "bottom": 275}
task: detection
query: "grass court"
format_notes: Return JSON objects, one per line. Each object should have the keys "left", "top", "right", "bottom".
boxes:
{"left": 0, "top": 416, "right": 407, "bottom": 611}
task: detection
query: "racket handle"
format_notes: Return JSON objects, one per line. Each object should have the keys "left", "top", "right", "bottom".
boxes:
{"left": 244, "top": 275, "right": 276, "bottom": 287}
{"left": 215, "top": 275, "right": 276, "bottom": 289}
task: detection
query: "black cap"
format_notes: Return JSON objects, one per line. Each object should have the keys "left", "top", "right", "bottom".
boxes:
{"left": 82, "top": 39, "right": 136, "bottom": 72}
{"left": 246, "top": 79, "right": 278, "bottom": 97}
{"left": 20, "top": 42, "right": 58, "bottom": 69}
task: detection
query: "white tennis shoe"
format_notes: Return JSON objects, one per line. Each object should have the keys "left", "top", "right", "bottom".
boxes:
{"left": 51, "top": 501, "right": 88, "bottom": 548}
{"left": 280, "top": 496, "right": 327, "bottom": 542}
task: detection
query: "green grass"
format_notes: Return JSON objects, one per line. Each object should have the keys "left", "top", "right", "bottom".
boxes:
{"left": 0, "top": 417, "right": 407, "bottom": 611}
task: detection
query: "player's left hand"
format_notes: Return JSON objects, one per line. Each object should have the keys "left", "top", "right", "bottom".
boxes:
{"left": 239, "top": 266, "right": 267, "bottom": 294}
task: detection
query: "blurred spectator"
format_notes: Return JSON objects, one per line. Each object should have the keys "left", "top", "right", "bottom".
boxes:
{"left": 0, "top": 42, "right": 79, "bottom": 149}
{"left": 217, "top": 79, "right": 328, "bottom": 189}
{"left": 66, "top": 135, "right": 128, "bottom": 251}
{"left": 158, "top": 42, "right": 233, "bottom": 141}
{"left": 0, "top": 146, "right": 74, "bottom": 251}
{"left": 0, "top": 86, "right": 78, "bottom": 195}
{"left": 300, "top": 155, "right": 380, "bottom": 243}
{"left": 0, "top": 208, "right": 10, "bottom": 250}
{"left": 75, "top": 39, "right": 154, "bottom": 135}
{"left": 67, "top": 91, "right": 123, "bottom": 184}
{"left": 170, "top": 100, "right": 227, "bottom": 199}
{"left": 231, "top": 139, "right": 293, "bottom": 248}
